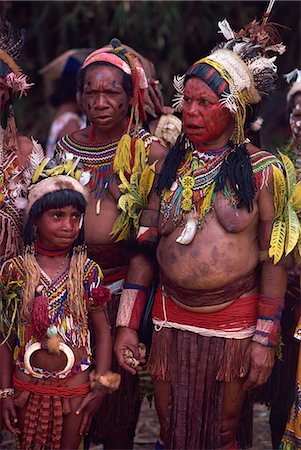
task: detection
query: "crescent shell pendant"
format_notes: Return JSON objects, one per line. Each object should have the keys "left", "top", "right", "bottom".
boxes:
{"left": 24, "top": 342, "right": 75, "bottom": 379}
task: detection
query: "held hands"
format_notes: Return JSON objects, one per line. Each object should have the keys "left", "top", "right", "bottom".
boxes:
{"left": 114, "top": 327, "right": 146, "bottom": 375}
{"left": 242, "top": 341, "right": 275, "bottom": 390}
{"left": 1, "top": 397, "right": 21, "bottom": 435}
{"left": 76, "top": 390, "right": 105, "bottom": 436}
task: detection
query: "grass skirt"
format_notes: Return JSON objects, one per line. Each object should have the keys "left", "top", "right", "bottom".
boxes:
{"left": 148, "top": 327, "right": 253, "bottom": 449}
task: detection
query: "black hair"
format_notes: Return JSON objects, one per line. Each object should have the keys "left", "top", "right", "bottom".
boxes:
{"left": 77, "top": 61, "right": 133, "bottom": 99}
{"left": 49, "top": 72, "right": 79, "bottom": 107}
{"left": 157, "top": 137, "right": 256, "bottom": 213}
{"left": 23, "top": 189, "right": 87, "bottom": 247}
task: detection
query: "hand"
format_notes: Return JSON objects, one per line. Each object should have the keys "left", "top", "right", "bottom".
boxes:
{"left": 242, "top": 342, "right": 275, "bottom": 390}
{"left": 1, "top": 397, "right": 21, "bottom": 435}
{"left": 114, "top": 327, "right": 143, "bottom": 375}
{"left": 75, "top": 390, "right": 105, "bottom": 435}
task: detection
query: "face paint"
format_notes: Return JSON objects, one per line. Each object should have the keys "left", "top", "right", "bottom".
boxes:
{"left": 81, "top": 65, "right": 130, "bottom": 136}
{"left": 183, "top": 77, "right": 233, "bottom": 147}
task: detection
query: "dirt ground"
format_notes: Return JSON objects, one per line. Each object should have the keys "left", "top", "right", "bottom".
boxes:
{"left": 0, "top": 400, "right": 273, "bottom": 450}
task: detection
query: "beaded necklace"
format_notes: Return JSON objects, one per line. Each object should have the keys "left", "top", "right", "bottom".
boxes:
{"left": 161, "top": 143, "right": 234, "bottom": 228}
{"left": 56, "top": 128, "right": 151, "bottom": 201}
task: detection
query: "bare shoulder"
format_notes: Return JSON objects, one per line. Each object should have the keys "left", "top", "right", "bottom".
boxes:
{"left": 66, "top": 126, "right": 90, "bottom": 142}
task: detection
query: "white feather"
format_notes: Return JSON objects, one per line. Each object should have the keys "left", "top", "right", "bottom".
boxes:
{"left": 172, "top": 93, "right": 184, "bottom": 112}
{"left": 173, "top": 74, "right": 185, "bottom": 94}
{"left": 217, "top": 19, "right": 234, "bottom": 40}
{"left": 284, "top": 69, "right": 301, "bottom": 84}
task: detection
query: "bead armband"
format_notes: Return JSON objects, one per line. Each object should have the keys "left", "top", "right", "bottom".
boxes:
{"left": 116, "top": 283, "right": 148, "bottom": 330}
{"left": 0, "top": 388, "right": 15, "bottom": 399}
{"left": 89, "top": 370, "right": 121, "bottom": 394}
{"left": 252, "top": 295, "right": 285, "bottom": 347}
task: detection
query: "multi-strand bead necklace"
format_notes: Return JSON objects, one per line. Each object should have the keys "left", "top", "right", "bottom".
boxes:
{"left": 161, "top": 143, "right": 234, "bottom": 227}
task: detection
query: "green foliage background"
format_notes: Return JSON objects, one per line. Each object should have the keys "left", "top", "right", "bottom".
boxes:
{"left": 0, "top": 1, "right": 300, "bottom": 147}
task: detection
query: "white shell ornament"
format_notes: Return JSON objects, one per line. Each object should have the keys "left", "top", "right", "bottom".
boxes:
{"left": 24, "top": 342, "right": 75, "bottom": 379}
{"left": 176, "top": 213, "right": 198, "bottom": 245}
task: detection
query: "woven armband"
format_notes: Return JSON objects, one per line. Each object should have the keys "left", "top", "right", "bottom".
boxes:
{"left": 137, "top": 209, "right": 160, "bottom": 245}
{"left": 137, "top": 226, "right": 159, "bottom": 245}
{"left": 252, "top": 295, "right": 285, "bottom": 347}
{"left": 116, "top": 283, "right": 148, "bottom": 330}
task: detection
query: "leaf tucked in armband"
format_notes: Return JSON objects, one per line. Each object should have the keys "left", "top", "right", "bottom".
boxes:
{"left": 272, "top": 165, "right": 286, "bottom": 218}
{"left": 278, "top": 151, "right": 296, "bottom": 198}
{"left": 269, "top": 219, "right": 286, "bottom": 264}
{"left": 284, "top": 204, "right": 300, "bottom": 256}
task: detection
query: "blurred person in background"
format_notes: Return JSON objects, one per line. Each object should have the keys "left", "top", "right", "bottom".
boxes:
{"left": 40, "top": 48, "right": 92, "bottom": 157}
{"left": 0, "top": 17, "right": 43, "bottom": 265}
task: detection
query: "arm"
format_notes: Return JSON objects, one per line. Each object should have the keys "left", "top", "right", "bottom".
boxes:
{"left": 76, "top": 309, "right": 113, "bottom": 434}
{"left": 0, "top": 338, "right": 20, "bottom": 435}
{"left": 243, "top": 165, "right": 287, "bottom": 390}
{"left": 114, "top": 140, "right": 166, "bottom": 373}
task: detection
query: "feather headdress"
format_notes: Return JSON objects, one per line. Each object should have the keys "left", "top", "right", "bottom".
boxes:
{"left": 173, "top": 5, "right": 285, "bottom": 144}
{"left": 10, "top": 151, "right": 91, "bottom": 215}
{"left": 0, "top": 18, "right": 32, "bottom": 96}
{"left": 284, "top": 68, "right": 301, "bottom": 104}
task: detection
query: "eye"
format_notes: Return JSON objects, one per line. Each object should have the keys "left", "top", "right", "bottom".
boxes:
{"left": 71, "top": 213, "right": 82, "bottom": 221}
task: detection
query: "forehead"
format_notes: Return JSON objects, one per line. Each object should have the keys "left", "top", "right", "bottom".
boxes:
{"left": 84, "top": 64, "right": 124, "bottom": 86}
{"left": 185, "top": 77, "right": 218, "bottom": 100}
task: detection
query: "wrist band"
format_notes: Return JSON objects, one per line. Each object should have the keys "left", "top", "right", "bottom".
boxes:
{"left": 252, "top": 295, "right": 285, "bottom": 347}
{"left": 0, "top": 387, "right": 15, "bottom": 399}
{"left": 89, "top": 370, "right": 121, "bottom": 394}
{"left": 116, "top": 287, "right": 148, "bottom": 330}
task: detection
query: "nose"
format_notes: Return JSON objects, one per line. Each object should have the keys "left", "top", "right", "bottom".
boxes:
{"left": 62, "top": 217, "right": 74, "bottom": 231}
{"left": 94, "top": 93, "right": 108, "bottom": 110}
{"left": 186, "top": 100, "right": 199, "bottom": 116}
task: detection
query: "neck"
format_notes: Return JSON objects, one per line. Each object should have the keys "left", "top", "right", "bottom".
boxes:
{"left": 194, "top": 142, "right": 232, "bottom": 154}
{"left": 35, "top": 240, "right": 72, "bottom": 257}
{"left": 90, "top": 118, "right": 129, "bottom": 143}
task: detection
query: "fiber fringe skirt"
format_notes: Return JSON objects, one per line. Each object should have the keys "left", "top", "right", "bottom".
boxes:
{"left": 148, "top": 327, "right": 253, "bottom": 449}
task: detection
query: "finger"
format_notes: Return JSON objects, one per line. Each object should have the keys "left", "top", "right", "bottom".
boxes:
{"left": 75, "top": 395, "right": 92, "bottom": 416}
{"left": 84, "top": 415, "right": 93, "bottom": 435}
{"left": 3, "top": 412, "right": 20, "bottom": 435}
{"left": 79, "top": 412, "right": 89, "bottom": 435}
{"left": 242, "top": 369, "right": 259, "bottom": 390}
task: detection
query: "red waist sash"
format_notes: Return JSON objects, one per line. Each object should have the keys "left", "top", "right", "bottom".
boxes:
{"left": 152, "top": 288, "right": 258, "bottom": 331}
{"left": 13, "top": 375, "right": 90, "bottom": 398}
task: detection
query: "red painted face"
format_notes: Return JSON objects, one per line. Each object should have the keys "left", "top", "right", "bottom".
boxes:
{"left": 183, "top": 77, "right": 233, "bottom": 147}
{"left": 36, "top": 205, "right": 82, "bottom": 249}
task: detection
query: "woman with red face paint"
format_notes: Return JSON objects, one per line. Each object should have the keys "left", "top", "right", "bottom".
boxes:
{"left": 0, "top": 154, "right": 117, "bottom": 449}
{"left": 114, "top": 13, "right": 300, "bottom": 450}
{"left": 0, "top": 18, "right": 44, "bottom": 264}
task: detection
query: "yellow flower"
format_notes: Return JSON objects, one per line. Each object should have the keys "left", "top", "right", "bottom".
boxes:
{"left": 182, "top": 198, "right": 192, "bottom": 211}
{"left": 182, "top": 188, "right": 193, "bottom": 199}
{"left": 181, "top": 175, "right": 195, "bottom": 189}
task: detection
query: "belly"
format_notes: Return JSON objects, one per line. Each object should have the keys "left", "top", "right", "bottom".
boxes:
{"left": 157, "top": 216, "right": 260, "bottom": 290}
{"left": 84, "top": 197, "right": 121, "bottom": 245}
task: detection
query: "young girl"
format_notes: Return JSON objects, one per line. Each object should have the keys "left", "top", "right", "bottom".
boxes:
{"left": 0, "top": 155, "right": 119, "bottom": 449}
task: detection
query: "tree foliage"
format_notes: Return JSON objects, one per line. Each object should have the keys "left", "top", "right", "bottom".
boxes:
{"left": 1, "top": 1, "right": 300, "bottom": 145}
